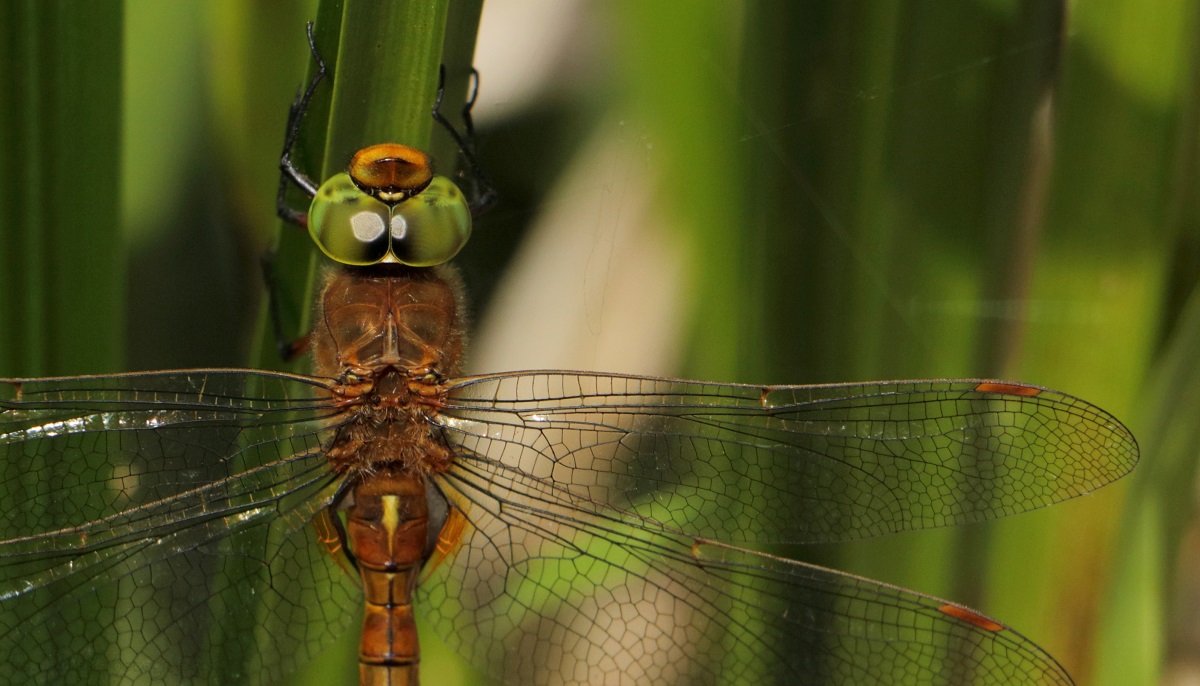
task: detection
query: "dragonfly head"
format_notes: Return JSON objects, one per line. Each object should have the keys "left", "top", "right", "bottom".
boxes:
{"left": 307, "top": 144, "right": 471, "bottom": 268}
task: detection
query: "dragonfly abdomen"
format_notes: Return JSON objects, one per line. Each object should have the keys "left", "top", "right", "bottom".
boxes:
{"left": 347, "top": 466, "right": 432, "bottom": 686}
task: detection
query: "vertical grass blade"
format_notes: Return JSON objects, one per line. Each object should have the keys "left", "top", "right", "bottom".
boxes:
{"left": 0, "top": 2, "right": 124, "bottom": 377}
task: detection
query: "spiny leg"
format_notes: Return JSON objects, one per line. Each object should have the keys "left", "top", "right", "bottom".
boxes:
{"left": 433, "top": 65, "right": 498, "bottom": 217}
{"left": 265, "top": 21, "right": 329, "bottom": 362}
{"left": 277, "top": 21, "right": 327, "bottom": 226}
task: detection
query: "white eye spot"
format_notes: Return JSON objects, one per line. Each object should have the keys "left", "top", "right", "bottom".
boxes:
{"left": 391, "top": 214, "right": 408, "bottom": 240}
{"left": 351, "top": 211, "right": 386, "bottom": 242}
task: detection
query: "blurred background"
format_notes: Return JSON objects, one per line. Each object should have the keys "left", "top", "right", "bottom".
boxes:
{"left": 1, "top": 1, "right": 1198, "bottom": 684}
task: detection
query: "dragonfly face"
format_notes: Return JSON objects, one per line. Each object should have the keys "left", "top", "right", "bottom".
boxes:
{"left": 0, "top": 25, "right": 1139, "bottom": 686}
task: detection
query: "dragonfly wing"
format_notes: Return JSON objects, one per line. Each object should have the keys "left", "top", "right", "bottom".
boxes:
{"left": 0, "top": 370, "right": 358, "bottom": 685}
{"left": 423, "top": 454, "right": 1074, "bottom": 685}
{"left": 440, "top": 372, "right": 1138, "bottom": 544}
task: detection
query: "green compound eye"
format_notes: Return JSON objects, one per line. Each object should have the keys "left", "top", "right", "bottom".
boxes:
{"left": 308, "top": 173, "right": 392, "bottom": 266}
{"left": 390, "top": 177, "right": 471, "bottom": 267}
{"left": 307, "top": 174, "right": 471, "bottom": 267}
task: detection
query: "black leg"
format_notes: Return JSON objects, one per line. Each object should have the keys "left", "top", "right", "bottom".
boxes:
{"left": 277, "top": 20, "right": 326, "bottom": 225}
{"left": 276, "top": 172, "right": 309, "bottom": 228}
{"left": 259, "top": 249, "right": 311, "bottom": 362}
{"left": 265, "top": 21, "right": 330, "bottom": 362}
{"left": 433, "top": 65, "right": 498, "bottom": 217}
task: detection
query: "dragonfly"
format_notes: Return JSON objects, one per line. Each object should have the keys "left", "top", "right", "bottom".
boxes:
{"left": 0, "top": 25, "right": 1138, "bottom": 686}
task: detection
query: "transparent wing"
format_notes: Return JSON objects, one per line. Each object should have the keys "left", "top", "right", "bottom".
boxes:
{"left": 422, "top": 371, "right": 1137, "bottom": 684}
{"left": 0, "top": 370, "right": 357, "bottom": 685}
{"left": 424, "top": 452, "right": 1074, "bottom": 685}
{"left": 439, "top": 373, "right": 1138, "bottom": 544}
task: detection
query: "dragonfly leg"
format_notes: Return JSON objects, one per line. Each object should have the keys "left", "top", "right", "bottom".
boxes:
{"left": 277, "top": 21, "right": 327, "bottom": 226}
{"left": 433, "top": 65, "right": 498, "bottom": 217}
{"left": 314, "top": 508, "right": 360, "bottom": 575}
{"left": 259, "top": 249, "right": 313, "bottom": 362}
{"left": 276, "top": 173, "right": 309, "bottom": 228}
{"left": 265, "top": 21, "right": 328, "bottom": 362}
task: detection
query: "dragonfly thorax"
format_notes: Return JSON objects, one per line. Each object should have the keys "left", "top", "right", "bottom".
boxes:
{"left": 312, "top": 264, "right": 466, "bottom": 380}
{"left": 314, "top": 264, "right": 463, "bottom": 477}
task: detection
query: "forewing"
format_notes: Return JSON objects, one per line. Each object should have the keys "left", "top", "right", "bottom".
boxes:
{"left": 0, "top": 370, "right": 358, "bottom": 685}
{"left": 439, "top": 372, "right": 1138, "bottom": 544}
{"left": 421, "top": 452, "right": 1074, "bottom": 685}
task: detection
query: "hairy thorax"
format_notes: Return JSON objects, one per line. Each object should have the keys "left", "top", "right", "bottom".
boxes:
{"left": 311, "top": 264, "right": 467, "bottom": 475}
